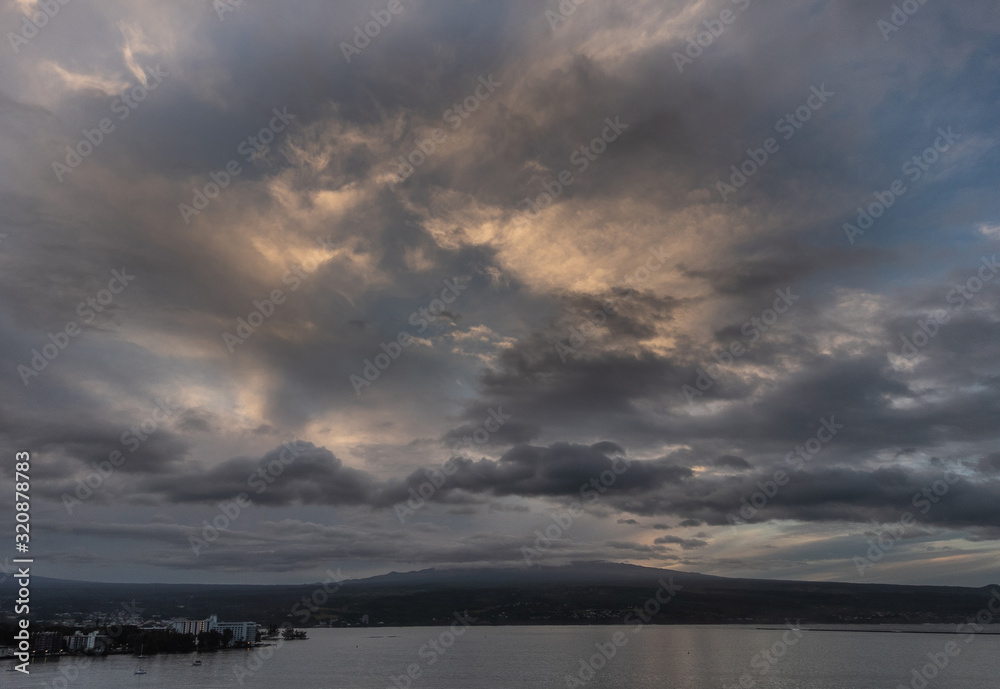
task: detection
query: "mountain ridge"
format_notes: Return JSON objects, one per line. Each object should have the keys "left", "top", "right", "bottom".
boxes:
{"left": 4, "top": 561, "right": 997, "bottom": 628}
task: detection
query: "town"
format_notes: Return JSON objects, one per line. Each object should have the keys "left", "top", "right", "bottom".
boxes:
{"left": 0, "top": 612, "right": 308, "bottom": 659}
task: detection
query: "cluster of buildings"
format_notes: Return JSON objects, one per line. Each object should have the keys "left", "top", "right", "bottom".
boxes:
{"left": 1, "top": 615, "right": 258, "bottom": 656}
{"left": 10, "top": 630, "right": 112, "bottom": 656}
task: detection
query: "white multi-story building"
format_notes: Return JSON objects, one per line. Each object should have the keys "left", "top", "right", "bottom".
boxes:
{"left": 169, "top": 615, "right": 257, "bottom": 645}
{"left": 86, "top": 631, "right": 110, "bottom": 652}
{"left": 171, "top": 618, "right": 212, "bottom": 635}
{"left": 65, "top": 631, "right": 87, "bottom": 651}
{"left": 213, "top": 619, "right": 258, "bottom": 644}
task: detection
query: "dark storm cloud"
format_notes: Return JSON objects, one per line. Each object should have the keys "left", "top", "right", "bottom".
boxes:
{"left": 38, "top": 518, "right": 674, "bottom": 573}
{"left": 140, "top": 443, "right": 381, "bottom": 507}
{"left": 677, "top": 244, "right": 885, "bottom": 300}
{"left": 605, "top": 466, "right": 1000, "bottom": 533}
{"left": 119, "top": 440, "right": 691, "bottom": 510}
{"left": 2, "top": 403, "right": 191, "bottom": 500}
{"left": 54, "top": 432, "right": 999, "bottom": 540}
{"left": 459, "top": 293, "right": 688, "bottom": 440}
{"left": 176, "top": 409, "right": 217, "bottom": 433}
{"left": 441, "top": 415, "right": 542, "bottom": 447}
{"left": 714, "top": 456, "right": 751, "bottom": 471}
{"left": 418, "top": 442, "right": 691, "bottom": 500}
{"left": 653, "top": 535, "right": 709, "bottom": 550}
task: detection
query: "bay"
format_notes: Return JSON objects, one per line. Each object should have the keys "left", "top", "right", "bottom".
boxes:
{"left": 10, "top": 625, "right": 1000, "bottom": 688}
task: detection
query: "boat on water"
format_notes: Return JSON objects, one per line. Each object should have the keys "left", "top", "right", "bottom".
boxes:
{"left": 192, "top": 660, "right": 202, "bottom": 666}
{"left": 134, "top": 643, "right": 148, "bottom": 673}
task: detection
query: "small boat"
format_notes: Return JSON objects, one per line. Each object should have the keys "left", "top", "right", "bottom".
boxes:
{"left": 192, "top": 660, "right": 202, "bottom": 666}
{"left": 137, "top": 644, "right": 146, "bottom": 659}
{"left": 134, "top": 668, "right": 146, "bottom": 675}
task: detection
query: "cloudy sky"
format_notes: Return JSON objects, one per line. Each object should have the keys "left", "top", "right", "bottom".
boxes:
{"left": 1, "top": 0, "right": 999, "bottom": 587}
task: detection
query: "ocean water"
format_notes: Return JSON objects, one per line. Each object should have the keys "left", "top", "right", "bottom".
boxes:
{"left": 9, "top": 625, "right": 1000, "bottom": 688}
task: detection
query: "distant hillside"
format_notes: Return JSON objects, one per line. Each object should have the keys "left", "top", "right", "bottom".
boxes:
{"left": 2, "top": 562, "right": 996, "bottom": 628}
{"left": 350, "top": 560, "right": 726, "bottom": 587}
